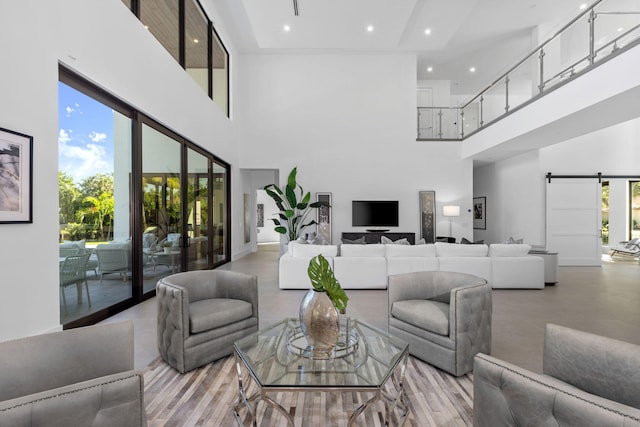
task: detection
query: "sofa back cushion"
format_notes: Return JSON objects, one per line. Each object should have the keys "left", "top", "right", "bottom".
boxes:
{"left": 385, "top": 244, "right": 436, "bottom": 258}
{"left": 435, "top": 242, "right": 489, "bottom": 257}
{"left": 340, "top": 244, "right": 385, "bottom": 257}
{"left": 292, "top": 243, "right": 338, "bottom": 258}
{"left": 489, "top": 243, "right": 531, "bottom": 257}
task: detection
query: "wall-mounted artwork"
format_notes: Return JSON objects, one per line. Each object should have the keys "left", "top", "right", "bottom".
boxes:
{"left": 473, "top": 196, "right": 487, "bottom": 230}
{"left": 256, "top": 203, "right": 264, "bottom": 228}
{"left": 419, "top": 191, "right": 436, "bottom": 243}
{"left": 244, "top": 193, "right": 250, "bottom": 243}
{"left": 0, "top": 127, "right": 33, "bottom": 224}
{"left": 316, "top": 192, "right": 332, "bottom": 244}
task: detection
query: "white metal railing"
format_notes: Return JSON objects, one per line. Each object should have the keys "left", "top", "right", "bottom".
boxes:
{"left": 417, "top": 0, "right": 640, "bottom": 141}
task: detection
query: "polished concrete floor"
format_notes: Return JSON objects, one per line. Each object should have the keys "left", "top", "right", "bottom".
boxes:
{"left": 103, "top": 243, "right": 640, "bottom": 374}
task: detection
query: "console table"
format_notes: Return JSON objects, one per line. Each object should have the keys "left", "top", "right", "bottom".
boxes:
{"left": 342, "top": 232, "right": 416, "bottom": 245}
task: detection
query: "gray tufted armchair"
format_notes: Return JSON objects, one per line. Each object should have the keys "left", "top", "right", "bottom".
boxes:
{"left": 388, "top": 271, "right": 492, "bottom": 376}
{"left": 156, "top": 270, "right": 258, "bottom": 373}
{"left": 474, "top": 324, "right": 640, "bottom": 426}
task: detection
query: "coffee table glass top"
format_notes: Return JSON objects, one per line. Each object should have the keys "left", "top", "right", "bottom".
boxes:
{"left": 233, "top": 317, "right": 408, "bottom": 389}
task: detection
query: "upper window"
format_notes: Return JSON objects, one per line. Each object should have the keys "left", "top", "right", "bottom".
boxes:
{"left": 126, "top": 0, "right": 230, "bottom": 117}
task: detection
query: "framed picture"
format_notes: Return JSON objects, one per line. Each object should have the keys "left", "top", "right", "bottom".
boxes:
{"left": 419, "top": 191, "right": 436, "bottom": 243}
{"left": 0, "top": 127, "right": 33, "bottom": 223}
{"left": 473, "top": 197, "right": 487, "bottom": 230}
{"left": 256, "top": 203, "right": 264, "bottom": 228}
{"left": 316, "top": 192, "right": 332, "bottom": 244}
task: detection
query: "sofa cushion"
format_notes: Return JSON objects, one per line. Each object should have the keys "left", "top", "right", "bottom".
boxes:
{"left": 189, "top": 298, "right": 253, "bottom": 333}
{"left": 435, "top": 242, "right": 489, "bottom": 257}
{"left": 391, "top": 299, "right": 450, "bottom": 336}
{"left": 381, "top": 236, "right": 410, "bottom": 245}
{"left": 340, "top": 244, "right": 385, "bottom": 257}
{"left": 385, "top": 244, "right": 436, "bottom": 257}
{"left": 489, "top": 243, "right": 532, "bottom": 257}
{"left": 292, "top": 243, "right": 338, "bottom": 258}
{"left": 341, "top": 236, "right": 366, "bottom": 244}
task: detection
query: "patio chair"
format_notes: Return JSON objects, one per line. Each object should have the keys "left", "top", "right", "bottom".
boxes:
{"left": 95, "top": 243, "right": 131, "bottom": 283}
{"left": 609, "top": 237, "right": 640, "bottom": 259}
{"left": 60, "top": 252, "right": 92, "bottom": 314}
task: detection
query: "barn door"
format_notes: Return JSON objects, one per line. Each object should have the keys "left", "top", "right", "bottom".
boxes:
{"left": 546, "top": 179, "right": 602, "bottom": 266}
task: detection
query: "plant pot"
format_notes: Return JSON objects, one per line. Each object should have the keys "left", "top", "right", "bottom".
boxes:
{"left": 163, "top": 247, "right": 172, "bottom": 253}
{"left": 299, "top": 289, "right": 339, "bottom": 357}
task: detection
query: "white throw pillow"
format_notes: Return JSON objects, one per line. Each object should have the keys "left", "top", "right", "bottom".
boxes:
{"left": 381, "top": 236, "right": 410, "bottom": 245}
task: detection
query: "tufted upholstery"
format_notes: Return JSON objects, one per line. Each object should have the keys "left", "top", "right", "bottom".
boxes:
{"left": 156, "top": 270, "right": 258, "bottom": 373}
{"left": 388, "top": 271, "right": 492, "bottom": 376}
{"left": 474, "top": 324, "right": 640, "bottom": 426}
{"left": 0, "top": 321, "right": 146, "bottom": 426}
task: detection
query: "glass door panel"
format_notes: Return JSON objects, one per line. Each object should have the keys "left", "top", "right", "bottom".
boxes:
{"left": 58, "top": 81, "right": 132, "bottom": 326}
{"left": 632, "top": 181, "right": 640, "bottom": 239}
{"left": 213, "top": 161, "right": 228, "bottom": 264}
{"left": 186, "top": 148, "right": 210, "bottom": 270}
{"left": 141, "top": 124, "right": 182, "bottom": 293}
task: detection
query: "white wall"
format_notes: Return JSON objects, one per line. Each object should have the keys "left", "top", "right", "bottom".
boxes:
{"left": 0, "top": 0, "right": 240, "bottom": 340}
{"left": 474, "top": 117, "right": 640, "bottom": 247}
{"left": 236, "top": 54, "right": 475, "bottom": 244}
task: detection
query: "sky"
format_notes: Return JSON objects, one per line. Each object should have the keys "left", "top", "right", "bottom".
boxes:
{"left": 58, "top": 82, "right": 115, "bottom": 184}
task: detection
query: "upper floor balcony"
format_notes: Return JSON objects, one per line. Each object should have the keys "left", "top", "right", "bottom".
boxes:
{"left": 417, "top": 0, "right": 640, "bottom": 141}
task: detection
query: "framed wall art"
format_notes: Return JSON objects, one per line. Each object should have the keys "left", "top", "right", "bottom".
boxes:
{"left": 0, "top": 127, "right": 33, "bottom": 224}
{"left": 473, "top": 196, "right": 487, "bottom": 230}
{"left": 419, "top": 191, "right": 436, "bottom": 243}
{"left": 316, "top": 192, "right": 332, "bottom": 244}
{"left": 243, "top": 193, "right": 250, "bottom": 243}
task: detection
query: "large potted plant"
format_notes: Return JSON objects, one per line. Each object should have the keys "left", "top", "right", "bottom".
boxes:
{"left": 264, "top": 167, "right": 329, "bottom": 243}
{"left": 299, "top": 254, "right": 349, "bottom": 357}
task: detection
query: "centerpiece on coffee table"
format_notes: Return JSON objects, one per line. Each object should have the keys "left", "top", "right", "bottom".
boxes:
{"left": 297, "top": 254, "right": 350, "bottom": 358}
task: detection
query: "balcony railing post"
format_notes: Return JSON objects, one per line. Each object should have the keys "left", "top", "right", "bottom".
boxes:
{"left": 538, "top": 47, "right": 545, "bottom": 93}
{"left": 417, "top": 108, "right": 421, "bottom": 139}
{"left": 438, "top": 108, "right": 443, "bottom": 139}
{"left": 459, "top": 109, "right": 464, "bottom": 139}
{"left": 504, "top": 75, "right": 510, "bottom": 112}
{"left": 479, "top": 96, "right": 484, "bottom": 127}
{"left": 589, "top": 9, "right": 596, "bottom": 64}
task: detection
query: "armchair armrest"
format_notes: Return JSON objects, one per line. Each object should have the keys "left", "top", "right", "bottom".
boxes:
{"left": 544, "top": 324, "right": 640, "bottom": 410}
{"left": 156, "top": 279, "right": 190, "bottom": 369}
{"left": 451, "top": 282, "right": 492, "bottom": 374}
{"left": 0, "top": 371, "right": 146, "bottom": 427}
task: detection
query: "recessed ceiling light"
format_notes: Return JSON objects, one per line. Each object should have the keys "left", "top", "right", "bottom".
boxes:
{"left": 617, "top": 27, "right": 624, "bottom": 32}
{"left": 367, "top": 25, "right": 374, "bottom": 32}
{"left": 284, "top": 25, "right": 291, "bottom": 32}
{"left": 144, "top": 25, "right": 149, "bottom": 30}
{"left": 193, "top": 39, "right": 199, "bottom": 43}
{"left": 470, "top": 67, "right": 476, "bottom": 73}
{"left": 427, "top": 66, "right": 433, "bottom": 72}
{"left": 424, "top": 28, "right": 432, "bottom": 35}
{"left": 579, "top": 3, "right": 587, "bottom": 9}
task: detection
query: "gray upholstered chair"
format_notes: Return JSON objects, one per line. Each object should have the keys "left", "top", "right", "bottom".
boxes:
{"left": 474, "top": 324, "right": 640, "bottom": 426}
{"left": 388, "top": 271, "right": 492, "bottom": 376}
{"left": 0, "top": 321, "right": 146, "bottom": 426}
{"left": 156, "top": 269, "right": 259, "bottom": 373}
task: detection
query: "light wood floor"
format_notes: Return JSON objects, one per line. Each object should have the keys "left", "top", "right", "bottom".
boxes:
{"left": 103, "top": 243, "right": 640, "bottom": 373}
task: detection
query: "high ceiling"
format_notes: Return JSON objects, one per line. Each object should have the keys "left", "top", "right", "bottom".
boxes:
{"left": 209, "top": 0, "right": 590, "bottom": 96}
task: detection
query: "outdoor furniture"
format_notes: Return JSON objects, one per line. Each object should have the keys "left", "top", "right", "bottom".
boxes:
{"left": 388, "top": 270, "right": 492, "bottom": 376}
{"left": 156, "top": 269, "right": 259, "bottom": 373}
{"left": 0, "top": 321, "right": 146, "bottom": 427}
{"left": 610, "top": 237, "right": 640, "bottom": 259}
{"left": 95, "top": 242, "right": 131, "bottom": 283}
{"left": 59, "top": 252, "right": 92, "bottom": 314}
{"left": 474, "top": 324, "right": 640, "bottom": 426}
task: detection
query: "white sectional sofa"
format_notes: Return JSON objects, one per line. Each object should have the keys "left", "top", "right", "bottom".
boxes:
{"left": 279, "top": 241, "right": 544, "bottom": 290}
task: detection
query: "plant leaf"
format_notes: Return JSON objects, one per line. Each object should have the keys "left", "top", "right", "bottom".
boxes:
{"left": 285, "top": 185, "right": 297, "bottom": 208}
{"left": 307, "top": 255, "right": 349, "bottom": 311}
{"left": 287, "top": 167, "right": 298, "bottom": 189}
{"left": 274, "top": 226, "right": 287, "bottom": 234}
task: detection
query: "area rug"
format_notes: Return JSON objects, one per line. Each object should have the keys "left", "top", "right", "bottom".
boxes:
{"left": 144, "top": 355, "right": 473, "bottom": 426}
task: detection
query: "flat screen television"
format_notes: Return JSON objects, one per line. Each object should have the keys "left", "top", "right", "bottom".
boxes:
{"left": 352, "top": 200, "right": 399, "bottom": 227}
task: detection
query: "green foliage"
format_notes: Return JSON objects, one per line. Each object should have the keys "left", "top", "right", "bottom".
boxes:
{"left": 307, "top": 254, "right": 348, "bottom": 311}
{"left": 264, "top": 167, "right": 329, "bottom": 242}
{"left": 58, "top": 171, "right": 80, "bottom": 224}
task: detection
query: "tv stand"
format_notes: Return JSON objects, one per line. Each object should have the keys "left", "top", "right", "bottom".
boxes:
{"left": 366, "top": 229, "right": 389, "bottom": 233}
{"left": 342, "top": 231, "right": 416, "bottom": 245}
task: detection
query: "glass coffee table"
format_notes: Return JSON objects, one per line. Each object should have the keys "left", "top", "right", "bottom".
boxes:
{"left": 233, "top": 317, "right": 409, "bottom": 426}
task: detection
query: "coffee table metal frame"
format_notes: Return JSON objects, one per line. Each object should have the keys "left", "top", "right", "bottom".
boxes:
{"left": 232, "top": 317, "right": 409, "bottom": 426}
